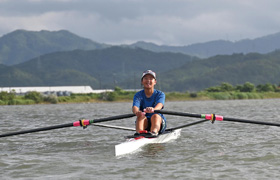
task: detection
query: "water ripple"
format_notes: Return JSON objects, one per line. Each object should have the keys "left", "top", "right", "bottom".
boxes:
{"left": 1, "top": 99, "right": 280, "bottom": 179}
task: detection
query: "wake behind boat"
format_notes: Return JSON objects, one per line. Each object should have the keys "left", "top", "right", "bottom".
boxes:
{"left": 115, "top": 129, "right": 181, "bottom": 156}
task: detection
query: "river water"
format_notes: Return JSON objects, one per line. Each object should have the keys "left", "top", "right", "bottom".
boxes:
{"left": 1, "top": 99, "right": 280, "bottom": 180}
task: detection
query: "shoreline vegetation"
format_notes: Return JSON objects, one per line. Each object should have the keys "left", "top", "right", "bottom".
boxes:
{"left": 1, "top": 82, "right": 280, "bottom": 105}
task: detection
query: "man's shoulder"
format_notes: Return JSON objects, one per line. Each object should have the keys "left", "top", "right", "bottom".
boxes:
{"left": 154, "top": 89, "right": 165, "bottom": 95}
{"left": 135, "top": 89, "right": 144, "bottom": 96}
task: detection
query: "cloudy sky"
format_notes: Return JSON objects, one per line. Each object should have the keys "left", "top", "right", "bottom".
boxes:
{"left": 0, "top": 0, "right": 280, "bottom": 46}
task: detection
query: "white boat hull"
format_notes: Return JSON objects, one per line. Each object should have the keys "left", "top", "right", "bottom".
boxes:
{"left": 115, "top": 129, "right": 181, "bottom": 156}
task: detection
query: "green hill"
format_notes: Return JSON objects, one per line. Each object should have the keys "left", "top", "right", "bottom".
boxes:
{"left": 0, "top": 46, "right": 194, "bottom": 89}
{"left": 0, "top": 29, "right": 109, "bottom": 65}
{"left": 1, "top": 46, "right": 280, "bottom": 92}
{"left": 161, "top": 51, "right": 280, "bottom": 91}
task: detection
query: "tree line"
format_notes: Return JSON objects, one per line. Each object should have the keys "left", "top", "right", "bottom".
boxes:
{"left": 1, "top": 82, "right": 280, "bottom": 105}
{"left": 205, "top": 82, "right": 280, "bottom": 93}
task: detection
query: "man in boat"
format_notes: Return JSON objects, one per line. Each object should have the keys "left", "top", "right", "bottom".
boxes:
{"left": 132, "top": 70, "right": 166, "bottom": 137}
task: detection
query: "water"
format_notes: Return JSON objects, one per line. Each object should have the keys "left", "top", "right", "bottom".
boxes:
{"left": 1, "top": 99, "right": 280, "bottom": 180}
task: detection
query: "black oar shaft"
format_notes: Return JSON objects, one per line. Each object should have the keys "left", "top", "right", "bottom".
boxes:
{"left": 156, "top": 110, "right": 280, "bottom": 127}
{"left": 92, "top": 113, "right": 135, "bottom": 123}
{"left": 0, "top": 113, "right": 135, "bottom": 138}
{"left": 0, "top": 123, "right": 73, "bottom": 138}
{"left": 155, "top": 110, "right": 201, "bottom": 118}
{"left": 223, "top": 117, "right": 280, "bottom": 127}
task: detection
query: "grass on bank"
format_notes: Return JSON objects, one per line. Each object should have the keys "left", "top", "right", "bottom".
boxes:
{"left": 1, "top": 82, "right": 280, "bottom": 105}
{"left": 1, "top": 90, "right": 280, "bottom": 106}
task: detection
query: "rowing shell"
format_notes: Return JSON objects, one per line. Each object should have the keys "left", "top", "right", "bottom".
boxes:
{"left": 115, "top": 129, "right": 181, "bottom": 156}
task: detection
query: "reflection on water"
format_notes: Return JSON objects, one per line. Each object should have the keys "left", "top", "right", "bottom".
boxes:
{"left": 140, "top": 143, "right": 166, "bottom": 157}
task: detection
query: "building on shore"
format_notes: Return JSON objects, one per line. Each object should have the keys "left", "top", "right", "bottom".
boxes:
{"left": 0, "top": 86, "right": 113, "bottom": 96}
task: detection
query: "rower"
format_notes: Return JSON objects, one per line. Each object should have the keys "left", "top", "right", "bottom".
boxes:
{"left": 132, "top": 70, "right": 166, "bottom": 137}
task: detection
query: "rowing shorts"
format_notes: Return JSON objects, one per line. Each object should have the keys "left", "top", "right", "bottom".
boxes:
{"left": 146, "top": 114, "right": 166, "bottom": 134}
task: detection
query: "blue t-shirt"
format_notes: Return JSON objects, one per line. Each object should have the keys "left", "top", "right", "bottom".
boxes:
{"left": 133, "top": 89, "right": 166, "bottom": 120}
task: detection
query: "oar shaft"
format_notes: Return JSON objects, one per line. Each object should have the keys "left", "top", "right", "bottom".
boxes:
{"left": 0, "top": 113, "right": 135, "bottom": 138}
{"left": 223, "top": 117, "right": 280, "bottom": 127}
{"left": 156, "top": 110, "right": 280, "bottom": 127}
{"left": 0, "top": 123, "right": 73, "bottom": 138}
{"left": 154, "top": 110, "right": 201, "bottom": 118}
{"left": 92, "top": 113, "right": 135, "bottom": 123}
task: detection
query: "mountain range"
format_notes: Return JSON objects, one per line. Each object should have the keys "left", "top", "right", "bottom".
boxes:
{"left": 1, "top": 30, "right": 280, "bottom": 92}
{"left": 127, "top": 32, "right": 280, "bottom": 58}
{"left": 2, "top": 30, "right": 280, "bottom": 65}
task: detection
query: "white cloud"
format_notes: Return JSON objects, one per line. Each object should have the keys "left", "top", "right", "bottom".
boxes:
{"left": 0, "top": 0, "right": 280, "bottom": 45}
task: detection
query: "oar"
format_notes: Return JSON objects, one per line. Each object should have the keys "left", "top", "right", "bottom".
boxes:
{"left": 0, "top": 113, "right": 135, "bottom": 138}
{"left": 155, "top": 110, "right": 280, "bottom": 127}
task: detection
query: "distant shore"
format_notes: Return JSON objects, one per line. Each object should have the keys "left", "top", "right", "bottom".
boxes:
{"left": 1, "top": 89, "right": 280, "bottom": 105}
